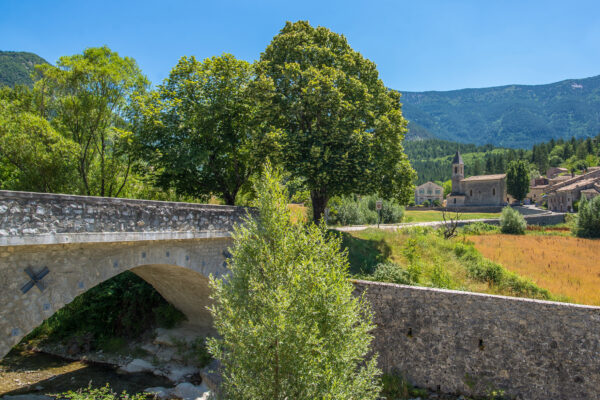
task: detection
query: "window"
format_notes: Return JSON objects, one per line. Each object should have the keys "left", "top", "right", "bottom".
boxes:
{"left": 419, "top": 189, "right": 424, "bottom": 194}
{"left": 454, "top": 167, "right": 457, "bottom": 173}
{"left": 453, "top": 198, "right": 456, "bottom": 204}
{"left": 435, "top": 190, "right": 440, "bottom": 194}
{"left": 469, "top": 190, "right": 473, "bottom": 196}
{"left": 493, "top": 188, "right": 496, "bottom": 196}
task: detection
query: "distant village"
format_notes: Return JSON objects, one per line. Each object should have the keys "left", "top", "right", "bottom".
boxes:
{"left": 415, "top": 151, "right": 600, "bottom": 212}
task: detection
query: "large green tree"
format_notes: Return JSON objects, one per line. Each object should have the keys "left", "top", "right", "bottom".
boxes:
{"left": 258, "top": 21, "right": 415, "bottom": 221}
{"left": 208, "top": 165, "right": 380, "bottom": 399}
{"left": 34, "top": 46, "right": 148, "bottom": 197}
{"left": 133, "top": 54, "right": 276, "bottom": 205}
{"left": 506, "top": 160, "right": 530, "bottom": 202}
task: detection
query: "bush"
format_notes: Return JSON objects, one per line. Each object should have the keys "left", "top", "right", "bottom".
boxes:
{"left": 328, "top": 195, "right": 404, "bottom": 226}
{"left": 208, "top": 165, "right": 381, "bottom": 399}
{"left": 57, "top": 384, "right": 147, "bottom": 400}
{"left": 574, "top": 196, "right": 600, "bottom": 238}
{"left": 500, "top": 206, "right": 526, "bottom": 234}
{"left": 461, "top": 222, "right": 499, "bottom": 235}
{"left": 372, "top": 261, "right": 413, "bottom": 285}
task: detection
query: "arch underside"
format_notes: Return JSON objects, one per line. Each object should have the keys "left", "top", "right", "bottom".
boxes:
{"left": 0, "top": 237, "right": 232, "bottom": 360}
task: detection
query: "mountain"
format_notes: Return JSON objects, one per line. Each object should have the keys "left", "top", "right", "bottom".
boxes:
{"left": 0, "top": 51, "right": 48, "bottom": 87}
{"left": 400, "top": 75, "right": 600, "bottom": 148}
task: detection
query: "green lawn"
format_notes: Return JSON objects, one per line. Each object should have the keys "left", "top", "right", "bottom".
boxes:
{"left": 403, "top": 210, "right": 500, "bottom": 223}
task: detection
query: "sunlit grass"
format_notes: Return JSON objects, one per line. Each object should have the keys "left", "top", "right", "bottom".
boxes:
{"left": 403, "top": 210, "right": 500, "bottom": 223}
{"left": 469, "top": 234, "right": 600, "bottom": 305}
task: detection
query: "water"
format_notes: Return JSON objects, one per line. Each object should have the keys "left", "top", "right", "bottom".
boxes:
{"left": 0, "top": 347, "right": 173, "bottom": 398}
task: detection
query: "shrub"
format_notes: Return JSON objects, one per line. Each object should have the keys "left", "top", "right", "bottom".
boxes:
{"left": 372, "top": 261, "right": 413, "bottom": 285}
{"left": 499, "top": 206, "right": 526, "bottom": 234}
{"left": 461, "top": 222, "right": 499, "bottom": 235}
{"left": 574, "top": 196, "right": 600, "bottom": 238}
{"left": 328, "top": 195, "right": 404, "bottom": 226}
{"left": 208, "top": 165, "right": 381, "bottom": 399}
{"left": 57, "top": 384, "right": 147, "bottom": 400}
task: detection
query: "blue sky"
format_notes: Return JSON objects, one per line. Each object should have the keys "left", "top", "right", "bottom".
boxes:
{"left": 2, "top": 0, "right": 600, "bottom": 91}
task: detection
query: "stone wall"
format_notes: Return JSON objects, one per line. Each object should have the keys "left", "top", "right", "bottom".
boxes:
{"left": 0, "top": 190, "right": 249, "bottom": 246}
{"left": 354, "top": 280, "right": 600, "bottom": 400}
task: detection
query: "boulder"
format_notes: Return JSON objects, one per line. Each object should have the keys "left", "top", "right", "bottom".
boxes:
{"left": 119, "top": 358, "right": 154, "bottom": 373}
{"left": 173, "top": 382, "right": 210, "bottom": 400}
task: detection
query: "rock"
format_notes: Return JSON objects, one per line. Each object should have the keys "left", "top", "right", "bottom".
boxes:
{"left": 144, "top": 387, "right": 172, "bottom": 399}
{"left": 200, "top": 359, "right": 222, "bottom": 393}
{"left": 120, "top": 358, "right": 154, "bottom": 373}
{"left": 173, "top": 382, "right": 209, "bottom": 400}
{"left": 166, "top": 364, "right": 199, "bottom": 382}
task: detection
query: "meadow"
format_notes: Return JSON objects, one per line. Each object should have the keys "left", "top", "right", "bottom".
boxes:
{"left": 403, "top": 210, "right": 500, "bottom": 223}
{"left": 469, "top": 234, "right": 600, "bottom": 306}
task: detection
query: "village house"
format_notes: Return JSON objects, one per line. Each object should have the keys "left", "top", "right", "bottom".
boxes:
{"left": 445, "top": 151, "right": 508, "bottom": 206}
{"left": 414, "top": 181, "right": 444, "bottom": 205}
{"left": 543, "top": 168, "right": 600, "bottom": 212}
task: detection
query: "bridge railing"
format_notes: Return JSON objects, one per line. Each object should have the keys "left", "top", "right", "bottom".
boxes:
{"left": 0, "top": 190, "right": 249, "bottom": 246}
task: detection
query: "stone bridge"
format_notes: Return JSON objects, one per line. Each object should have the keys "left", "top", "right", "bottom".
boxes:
{"left": 0, "top": 190, "right": 249, "bottom": 359}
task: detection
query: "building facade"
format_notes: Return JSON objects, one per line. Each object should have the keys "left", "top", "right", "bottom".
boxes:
{"left": 445, "top": 151, "right": 508, "bottom": 206}
{"left": 415, "top": 181, "right": 444, "bottom": 205}
{"left": 545, "top": 168, "right": 600, "bottom": 212}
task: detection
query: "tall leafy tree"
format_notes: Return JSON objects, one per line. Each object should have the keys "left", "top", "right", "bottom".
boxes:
{"left": 34, "top": 46, "right": 148, "bottom": 197}
{"left": 258, "top": 21, "right": 415, "bottom": 221}
{"left": 506, "top": 160, "right": 530, "bottom": 202}
{"left": 208, "top": 164, "right": 380, "bottom": 399}
{"left": 133, "top": 54, "right": 276, "bottom": 205}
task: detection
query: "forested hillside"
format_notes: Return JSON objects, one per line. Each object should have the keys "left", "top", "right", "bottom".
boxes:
{"left": 406, "top": 135, "right": 600, "bottom": 184}
{"left": 401, "top": 75, "right": 600, "bottom": 148}
{"left": 0, "top": 51, "right": 48, "bottom": 87}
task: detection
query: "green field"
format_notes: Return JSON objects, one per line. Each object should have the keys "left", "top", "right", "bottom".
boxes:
{"left": 403, "top": 210, "right": 500, "bottom": 223}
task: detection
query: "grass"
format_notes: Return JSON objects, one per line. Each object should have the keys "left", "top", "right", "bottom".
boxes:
{"left": 338, "top": 227, "right": 554, "bottom": 300}
{"left": 403, "top": 210, "right": 500, "bottom": 223}
{"left": 469, "top": 234, "right": 600, "bottom": 305}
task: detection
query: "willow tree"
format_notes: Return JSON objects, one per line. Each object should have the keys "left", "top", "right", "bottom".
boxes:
{"left": 258, "top": 21, "right": 415, "bottom": 221}
{"left": 133, "top": 54, "right": 276, "bottom": 205}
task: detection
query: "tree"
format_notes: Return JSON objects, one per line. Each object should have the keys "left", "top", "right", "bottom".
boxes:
{"left": 574, "top": 196, "right": 600, "bottom": 238}
{"left": 500, "top": 206, "right": 527, "bottom": 234}
{"left": 133, "top": 54, "right": 276, "bottom": 205}
{"left": 0, "top": 98, "right": 78, "bottom": 192}
{"left": 208, "top": 165, "right": 381, "bottom": 400}
{"left": 34, "top": 46, "right": 148, "bottom": 197}
{"left": 506, "top": 160, "right": 530, "bottom": 203}
{"left": 258, "top": 21, "right": 415, "bottom": 221}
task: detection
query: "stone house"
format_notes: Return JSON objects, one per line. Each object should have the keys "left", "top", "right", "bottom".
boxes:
{"left": 414, "top": 181, "right": 444, "bottom": 205}
{"left": 445, "top": 151, "right": 508, "bottom": 206}
{"left": 546, "top": 167, "right": 569, "bottom": 179}
{"left": 545, "top": 169, "right": 600, "bottom": 212}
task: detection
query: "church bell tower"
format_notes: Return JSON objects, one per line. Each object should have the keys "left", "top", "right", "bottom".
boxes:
{"left": 451, "top": 151, "right": 464, "bottom": 194}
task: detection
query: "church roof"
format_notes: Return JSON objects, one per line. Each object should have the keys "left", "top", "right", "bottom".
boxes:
{"left": 462, "top": 174, "right": 506, "bottom": 182}
{"left": 452, "top": 151, "right": 464, "bottom": 164}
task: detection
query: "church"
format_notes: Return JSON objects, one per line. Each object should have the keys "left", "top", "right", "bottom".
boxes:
{"left": 445, "top": 151, "right": 508, "bottom": 206}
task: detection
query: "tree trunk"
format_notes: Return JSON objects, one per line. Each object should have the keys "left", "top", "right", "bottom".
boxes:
{"left": 223, "top": 190, "right": 237, "bottom": 206}
{"left": 310, "top": 189, "right": 329, "bottom": 223}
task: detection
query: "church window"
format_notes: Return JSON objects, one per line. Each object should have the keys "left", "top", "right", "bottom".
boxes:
{"left": 435, "top": 189, "right": 440, "bottom": 194}
{"left": 469, "top": 190, "right": 472, "bottom": 196}
{"left": 493, "top": 188, "right": 496, "bottom": 196}
{"left": 454, "top": 167, "right": 457, "bottom": 173}
{"left": 453, "top": 198, "right": 456, "bottom": 204}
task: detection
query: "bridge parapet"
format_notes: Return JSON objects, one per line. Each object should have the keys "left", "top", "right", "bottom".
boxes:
{"left": 0, "top": 190, "right": 249, "bottom": 246}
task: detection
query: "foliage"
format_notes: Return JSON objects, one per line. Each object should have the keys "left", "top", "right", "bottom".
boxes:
{"left": 345, "top": 228, "right": 552, "bottom": 300}
{"left": 259, "top": 20, "right": 415, "bottom": 220}
{"left": 208, "top": 165, "right": 381, "bottom": 400}
{"left": 574, "top": 196, "right": 600, "bottom": 238}
{"left": 371, "top": 261, "right": 414, "bottom": 285}
{"left": 26, "top": 271, "right": 186, "bottom": 345}
{"left": 500, "top": 207, "right": 527, "bottom": 234}
{"left": 380, "top": 372, "right": 428, "bottom": 399}
{"left": 34, "top": 46, "right": 148, "bottom": 197}
{"left": 460, "top": 222, "right": 499, "bottom": 235}
{"left": 506, "top": 160, "right": 530, "bottom": 202}
{"left": 401, "top": 75, "right": 600, "bottom": 148}
{"left": 133, "top": 54, "right": 276, "bottom": 205}
{"left": 172, "top": 336, "right": 212, "bottom": 368}
{"left": 57, "top": 384, "right": 147, "bottom": 400}
{"left": 0, "top": 99, "right": 79, "bottom": 192}
{"left": 0, "top": 51, "right": 47, "bottom": 87}
{"left": 327, "top": 195, "right": 404, "bottom": 226}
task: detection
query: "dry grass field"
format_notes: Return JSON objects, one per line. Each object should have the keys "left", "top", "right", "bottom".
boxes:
{"left": 469, "top": 235, "right": 600, "bottom": 305}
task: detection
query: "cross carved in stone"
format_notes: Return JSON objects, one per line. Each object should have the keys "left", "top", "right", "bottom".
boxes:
{"left": 20, "top": 266, "right": 49, "bottom": 294}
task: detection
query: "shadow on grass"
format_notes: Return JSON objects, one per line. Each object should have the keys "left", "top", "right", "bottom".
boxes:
{"left": 331, "top": 230, "right": 391, "bottom": 275}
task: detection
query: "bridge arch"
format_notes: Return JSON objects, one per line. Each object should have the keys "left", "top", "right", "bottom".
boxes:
{"left": 0, "top": 237, "right": 233, "bottom": 359}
